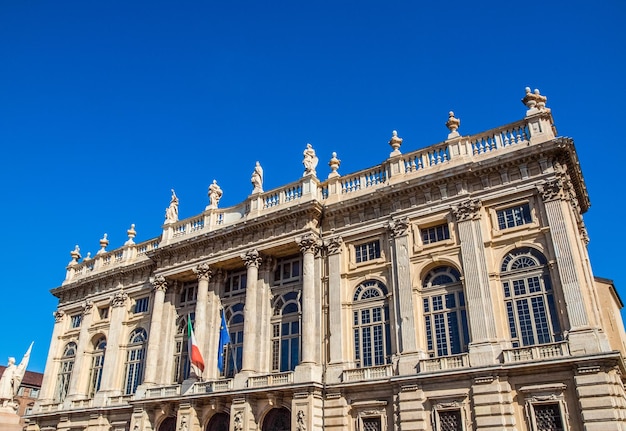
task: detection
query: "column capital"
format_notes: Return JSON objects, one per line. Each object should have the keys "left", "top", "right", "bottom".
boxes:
{"left": 151, "top": 275, "right": 168, "bottom": 292}
{"left": 537, "top": 178, "right": 565, "bottom": 202}
{"left": 388, "top": 217, "right": 410, "bottom": 237}
{"left": 193, "top": 263, "right": 213, "bottom": 281}
{"left": 82, "top": 301, "right": 94, "bottom": 316}
{"left": 241, "top": 249, "right": 262, "bottom": 268}
{"left": 452, "top": 198, "right": 482, "bottom": 222}
{"left": 324, "top": 236, "right": 343, "bottom": 255}
{"left": 296, "top": 233, "right": 321, "bottom": 254}
{"left": 110, "top": 291, "right": 128, "bottom": 308}
{"left": 54, "top": 310, "right": 65, "bottom": 323}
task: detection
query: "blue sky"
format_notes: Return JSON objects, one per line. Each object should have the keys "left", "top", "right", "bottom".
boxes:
{"left": 1, "top": 1, "right": 624, "bottom": 373}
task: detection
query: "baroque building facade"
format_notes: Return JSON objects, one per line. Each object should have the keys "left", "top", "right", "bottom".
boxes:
{"left": 27, "top": 89, "right": 626, "bottom": 431}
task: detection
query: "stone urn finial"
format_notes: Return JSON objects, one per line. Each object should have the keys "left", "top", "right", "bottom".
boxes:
{"left": 446, "top": 111, "right": 461, "bottom": 139}
{"left": 388, "top": 130, "right": 403, "bottom": 157}
{"left": 125, "top": 224, "right": 136, "bottom": 245}
{"left": 522, "top": 87, "right": 548, "bottom": 113}
{"left": 328, "top": 151, "right": 341, "bottom": 178}
{"left": 69, "top": 245, "right": 81, "bottom": 265}
{"left": 97, "top": 233, "right": 109, "bottom": 255}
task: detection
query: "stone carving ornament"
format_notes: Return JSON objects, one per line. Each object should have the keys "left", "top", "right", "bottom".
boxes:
{"left": 110, "top": 291, "right": 128, "bottom": 308}
{"left": 54, "top": 310, "right": 65, "bottom": 323}
{"left": 208, "top": 180, "right": 223, "bottom": 209}
{"left": 388, "top": 217, "right": 410, "bottom": 237}
{"left": 297, "top": 233, "right": 321, "bottom": 254}
{"left": 296, "top": 410, "right": 307, "bottom": 431}
{"left": 303, "top": 143, "right": 319, "bottom": 177}
{"left": 251, "top": 162, "right": 263, "bottom": 193}
{"left": 193, "top": 263, "right": 212, "bottom": 281}
{"left": 537, "top": 178, "right": 564, "bottom": 202}
{"left": 151, "top": 275, "right": 168, "bottom": 292}
{"left": 241, "top": 249, "right": 262, "bottom": 268}
{"left": 324, "top": 236, "right": 343, "bottom": 255}
{"left": 452, "top": 199, "right": 482, "bottom": 222}
{"left": 165, "top": 189, "right": 179, "bottom": 224}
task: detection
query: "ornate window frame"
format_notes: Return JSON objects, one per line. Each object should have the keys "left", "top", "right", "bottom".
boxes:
{"left": 414, "top": 214, "right": 455, "bottom": 252}
{"left": 489, "top": 198, "right": 538, "bottom": 237}
{"left": 349, "top": 237, "right": 385, "bottom": 269}
{"left": 351, "top": 400, "right": 387, "bottom": 431}
{"left": 519, "top": 383, "right": 569, "bottom": 431}
{"left": 429, "top": 395, "right": 469, "bottom": 431}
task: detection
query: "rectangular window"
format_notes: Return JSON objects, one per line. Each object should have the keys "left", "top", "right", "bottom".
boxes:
{"left": 355, "top": 240, "right": 381, "bottom": 263}
{"left": 225, "top": 270, "right": 247, "bottom": 295}
{"left": 436, "top": 409, "right": 463, "bottom": 431}
{"left": 134, "top": 297, "right": 149, "bottom": 313}
{"left": 179, "top": 282, "right": 198, "bottom": 305}
{"left": 31, "top": 388, "right": 40, "bottom": 398}
{"left": 533, "top": 403, "right": 565, "bottom": 431}
{"left": 424, "top": 292, "right": 469, "bottom": 357}
{"left": 421, "top": 223, "right": 450, "bottom": 245}
{"left": 273, "top": 257, "right": 302, "bottom": 285}
{"left": 98, "top": 307, "right": 109, "bottom": 320}
{"left": 497, "top": 203, "right": 532, "bottom": 230}
{"left": 70, "top": 314, "right": 82, "bottom": 328}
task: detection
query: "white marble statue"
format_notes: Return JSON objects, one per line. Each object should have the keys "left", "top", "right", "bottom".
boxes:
{"left": 0, "top": 342, "right": 32, "bottom": 408}
{"left": 165, "top": 189, "right": 179, "bottom": 223}
{"left": 251, "top": 161, "right": 263, "bottom": 193}
{"left": 208, "top": 180, "right": 223, "bottom": 209}
{"left": 302, "top": 143, "right": 318, "bottom": 177}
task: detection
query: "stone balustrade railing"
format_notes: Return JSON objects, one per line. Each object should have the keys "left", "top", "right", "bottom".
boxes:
{"left": 343, "top": 364, "right": 394, "bottom": 382}
{"left": 64, "top": 112, "right": 553, "bottom": 284}
{"left": 419, "top": 353, "right": 470, "bottom": 373}
{"left": 144, "top": 384, "right": 181, "bottom": 399}
{"left": 247, "top": 372, "right": 294, "bottom": 388}
{"left": 191, "top": 379, "right": 233, "bottom": 393}
{"left": 502, "top": 341, "right": 570, "bottom": 363}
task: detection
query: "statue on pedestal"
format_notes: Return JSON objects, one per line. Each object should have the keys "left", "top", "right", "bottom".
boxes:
{"left": 165, "top": 189, "right": 179, "bottom": 224}
{"left": 302, "top": 143, "right": 318, "bottom": 176}
{"left": 0, "top": 342, "right": 33, "bottom": 409}
{"left": 251, "top": 161, "right": 264, "bottom": 193}
{"left": 207, "top": 180, "right": 223, "bottom": 209}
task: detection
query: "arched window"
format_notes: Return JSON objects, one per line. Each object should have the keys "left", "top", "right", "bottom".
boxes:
{"left": 206, "top": 413, "right": 229, "bottom": 431}
{"left": 88, "top": 336, "right": 106, "bottom": 397}
{"left": 55, "top": 342, "right": 76, "bottom": 402}
{"left": 173, "top": 314, "right": 194, "bottom": 383}
{"left": 271, "top": 291, "right": 301, "bottom": 372}
{"left": 224, "top": 304, "right": 244, "bottom": 378}
{"left": 501, "top": 248, "right": 561, "bottom": 347}
{"left": 262, "top": 408, "right": 291, "bottom": 431}
{"left": 124, "top": 328, "right": 147, "bottom": 394}
{"left": 352, "top": 280, "right": 391, "bottom": 368}
{"left": 422, "top": 266, "right": 469, "bottom": 357}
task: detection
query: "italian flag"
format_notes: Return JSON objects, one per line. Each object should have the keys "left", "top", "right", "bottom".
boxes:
{"left": 187, "top": 317, "right": 205, "bottom": 374}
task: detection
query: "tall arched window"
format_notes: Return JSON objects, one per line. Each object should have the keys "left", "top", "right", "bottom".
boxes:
{"left": 271, "top": 291, "right": 301, "bottom": 372}
{"left": 124, "top": 328, "right": 147, "bottom": 394}
{"left": 501, "top": 247, "right": 561, "bottom": 347}
{"left": 55, "top": 342, "right": 76, "bottom": 402}
{"left": 422, "top": 266, "right": 469, "bottom": 357}
{"left": 88, "top": 336, "right": 106, "bottom": 397}
{"left": 224, "top": 304, "right": 244, "bottom": 378}
{"left": 353, "top": 280, "right": 391, "bottom": 368}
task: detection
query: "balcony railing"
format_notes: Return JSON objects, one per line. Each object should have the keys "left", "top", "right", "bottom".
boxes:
{"left": 502, "top": 342, "right": 570, "bottom": 363}
{"left": 343, "top": 364, "right": 394, "bottom": 382}
{"left": 145, "top": 384, "right": 181, "bottom": 398}
{"left": 248, "top": 372, "right": 294, "bottom": 388}
{"left": 419, "top": 354, "right": 470, "bottom": 373}
{"left": 191, "top": 379, "right": 233, "bottom": 393}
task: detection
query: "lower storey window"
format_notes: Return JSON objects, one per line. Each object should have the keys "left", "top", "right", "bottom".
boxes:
{"left": 532, "top": 403, "right": 565, "bottom": 431}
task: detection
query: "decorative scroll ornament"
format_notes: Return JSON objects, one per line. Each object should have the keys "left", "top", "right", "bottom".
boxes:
{"left": 193, "top": 263, "right": 212, "bottom": 281}
{"left": 324, "top": 236, "right": 343, "bottom": 255}
{"left": 537, "top": 178, "right": 564, "bottom": 202}
{"left": 110, "top": 291, "right": 128, "bottom": 308}
{"left": 54, "top": 310, "right": 65, "bottom": 323}
{"left": 151, "top": 275, "right": 168, "bottom": 292}
{"left": 388, "top": 217, "right": 410, "bottom": 237}
{"left": 234, "top": 411, "right": 243, "bottom": 431}
{"left": 82, "top": 301, "right": 94, "bottom": 315}
{"left": 297, "top": 233, "right": 321, "bottom": 254}
{"left": 452, "top": 199, "right": 482, "bottom": 222}
{"left": 241, "top": 249, "right": 262, "bottom": 268}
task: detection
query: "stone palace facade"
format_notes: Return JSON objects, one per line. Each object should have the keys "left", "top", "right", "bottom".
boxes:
{"left": 26, "top": 89, "right": 626, "bottom": 431}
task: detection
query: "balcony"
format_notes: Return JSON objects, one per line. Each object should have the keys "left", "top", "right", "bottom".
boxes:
{"left": 343, "top": 364, "right": 394, "bottom": 382}
{"left": 502, "top": 342, "right": 570, "bottom": 364}
{"left": 191, "top": 379, "right": 233, "bottom": 393}
{"left": 145, "top": 384, "right": 181, "bottom": 399}
{"left": 419, "top": 354, "right": 470, "bottom": 373}
{"left": 248, "top": 372, "right": 294, "bottom": 388}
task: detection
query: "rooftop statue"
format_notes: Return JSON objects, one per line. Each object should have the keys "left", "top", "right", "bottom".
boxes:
{"left": 0, "top": 342, "right": 33, "bottom": 409}
{"left": 165, "top": 189, "right": 179, "bottom": 224}
{"left": 303, "top": 143, "right": 318, "bottom": 177}
{"left": 208, "top": 180, "right": 223, "bottom": 209}
{"left": 251, "top": 161, "right": 263, "bottom": 193}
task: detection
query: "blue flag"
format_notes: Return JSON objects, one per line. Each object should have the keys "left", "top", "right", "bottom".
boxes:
{"left": 217, "top": 309, "right": 231, "bottom": 373}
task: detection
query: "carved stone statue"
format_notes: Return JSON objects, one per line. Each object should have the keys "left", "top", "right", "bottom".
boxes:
{"left": 302, "top": 143, "right": 318, "bottom": 176}
{"left": 0, "top": 342, "right": 33, "bottom": 408}
{"left": 165, "top": 189, "right": 179, "bottom": 224}
{"left": 207, "top": 180, "right": 223, "bottom": 209}
{"left": 251, "top": 161, "right": 263, "bottom": 193}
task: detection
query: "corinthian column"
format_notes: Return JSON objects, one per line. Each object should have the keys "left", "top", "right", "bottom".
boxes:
{"left": 453, "top": 199, "right": 498, "bottom": 365}
{"left": 297, "top": 234, "right": 320, "bottom": 364}
{"left": 67, "top": 301, "right": 94, "bottom": 401}
{"left": 388, "top": 218, "right": 418, "bottom": 354}
{"left": 143, "top": 276, "right": 168, "bottom": 384}
{"left": 193, "top": 263, "right": 212, "bottom": 366}
{"left": 241, "top": 249, "right": 262, "bottom": 373}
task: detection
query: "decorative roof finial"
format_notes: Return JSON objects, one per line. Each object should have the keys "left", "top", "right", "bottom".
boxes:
{"left": 69, "top": 245, "right": 81, "bottom": 265}
{"left": 388, "top": 130, "right": 403, "bottom": 157}
{"left": 97, "top": 233, "right": 109, "bottom": 255}
{"left": 328, "top": 152, "right": 341, "bottom": 178}
{"left": 125, "top": 224, "right": 136, "bottom": 246}
{"left": 522, "top": 87, "right": 548, "bottom": 113}
{"left": 446, "top": 111, "right": 461, "bottom": 139}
